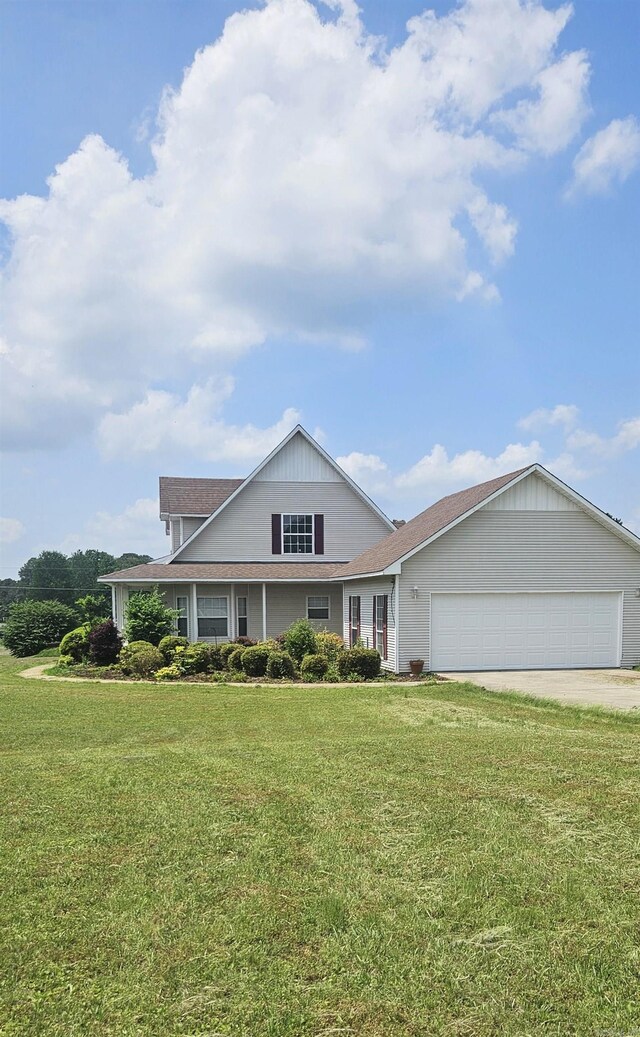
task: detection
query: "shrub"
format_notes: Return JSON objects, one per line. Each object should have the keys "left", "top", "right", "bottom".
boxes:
{"left": 300, "top": 653, "right": 329, "bottom": 679}
{"left": 234, "top": 635, "right": 257, "bottom": 647}
{"left": 120, "top": 642, "right": 164, "bottom": 677}
{"left": 59, "top": 625, "right": 90, "bottom": 663}
{"left": 4, "top": 600, "right": 79, "bottom": 657}
{"left": 218, "top": 642, "right": 238, "bottom": 667}
{"left": 124, "top": 589, "right": 177, "bottom": 646}
{"left": 88, "top": 619, "right": 122, "bottom": 666}
{"left": 227, "top": 647, "right": 246, "bottom": 672}
{"left": 158, "top": 634, "right": 189, "bottom": 663}
{"left": 58, "top": 654, "right": 75, "bottom": 668}
{"left": 337, "top": 647, "right": 381, "bottom": 680}
{"left": 283, "top": 619, "right": 317, "bottom": 663}
{"left": 241, "top": 645, "right": 270, "bottom": 677}
{"left": 179, "top": 642, "right": 218, "bottom": 675}
{"left": 266, "top": 650, "right": 296, "bottom": 680}
{"left": 155, "top": 664, "right": 182, "bottom": 681}
{"left": 315, "top": 630, "right": 345, "bottom": 663}
{"left": 75, "top": 594, "right": 110, "bottom": 626}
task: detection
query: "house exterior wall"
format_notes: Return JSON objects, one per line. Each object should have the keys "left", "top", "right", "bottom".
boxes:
{"left": 170, "top": 517, "right": 205, "bottom": 551}
{"left": 398, "top": 509, "right": 640, "bottom": 670}
{"left": 256, "top": 432, "right": 341, "bottom": 482}
{"left": 342, "top": 576, "right": 397, "bottom": 671}
{"left": 178, "top": 480, "right": 391, "bottom": 562}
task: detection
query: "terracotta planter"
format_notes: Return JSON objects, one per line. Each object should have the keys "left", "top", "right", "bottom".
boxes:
{"left": 409, "top": 659, "right": 424, "bottom": 677}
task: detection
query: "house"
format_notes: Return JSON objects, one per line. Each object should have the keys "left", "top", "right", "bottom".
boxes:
{"left": 99, "top": 425, "right": 640, "bottom": 672}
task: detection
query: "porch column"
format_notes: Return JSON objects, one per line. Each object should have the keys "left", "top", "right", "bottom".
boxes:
{"left": 394, "top": 574, "right": 400, "bottom": 674}
{"left": 111, "top": 586, "right": 117, "bottom": 626}
{"left": 262, "top": 583, "right": 267, "bottom": 641}
{"left": 229, "top": 583, "right": 236, "bottom": 641}
{"left": 191, "top": 583, "right": 198, "bottom": 642}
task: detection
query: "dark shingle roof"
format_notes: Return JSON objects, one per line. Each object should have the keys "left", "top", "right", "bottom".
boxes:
{"left": 159, "top": 477, "right": 244, "bottom": 517}
{"left": 339, "top": 467, "right": 531, "bottom": 577}
{"left": 99, "top": 561, "right": 347, "bottom": 583}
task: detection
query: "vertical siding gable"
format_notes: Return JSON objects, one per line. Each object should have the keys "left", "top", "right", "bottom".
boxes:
{"left": 255, "top": 432, "right": 341, "bottom": 482}
{"left": 484, "top": 473, "right": 580, "bottom": 511}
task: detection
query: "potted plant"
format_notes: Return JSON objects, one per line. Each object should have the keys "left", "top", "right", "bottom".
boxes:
{"left": 409, "top": 659, "right": 424, "bottom": 677}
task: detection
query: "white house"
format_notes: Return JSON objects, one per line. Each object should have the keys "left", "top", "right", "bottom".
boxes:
{"left": 99, "top": 425, "right": 640, "bottom": 672}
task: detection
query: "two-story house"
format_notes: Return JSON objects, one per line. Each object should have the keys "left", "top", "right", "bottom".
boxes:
{"left": 100, "top": 425, "right": 640, "bottom": 672}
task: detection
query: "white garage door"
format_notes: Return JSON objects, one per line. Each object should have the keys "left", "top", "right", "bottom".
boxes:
{"left": 430, "top": 592, "right": 621, "bottom": 671}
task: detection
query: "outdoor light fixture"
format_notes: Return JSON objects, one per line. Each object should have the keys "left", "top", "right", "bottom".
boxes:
{"left": 411, "top": 586, "right": 419, "bottom": 600}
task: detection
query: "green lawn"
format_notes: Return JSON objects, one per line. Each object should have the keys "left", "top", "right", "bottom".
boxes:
{"left": 1, "top": 653, "right": 639, "bottom": 1036}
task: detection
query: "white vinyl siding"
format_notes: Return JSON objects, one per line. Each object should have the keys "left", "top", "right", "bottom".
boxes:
{"left": 341, "top": 577, "right": 397, "bottom": 671}
{"left": 399, "top": 509, "right": 640, "bottom": 671}
{"left": 431, "top": 592, "right": 622, "bottom": 670}
{"left": 484, "top": 473, "right": 580, "bottom": 512}
{"left": 178, "top": 480, "right": 391, "bottom": 562}
{"left": 256, "top": 432, "right": 341, "bottom": 482}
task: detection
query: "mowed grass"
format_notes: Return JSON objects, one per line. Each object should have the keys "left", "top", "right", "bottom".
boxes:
{"left": 1, "top": 653, "right": 639, "bottom": 1036}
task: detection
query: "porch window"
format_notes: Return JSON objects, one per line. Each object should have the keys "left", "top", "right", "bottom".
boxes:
{"left": 307, "top": 595, "right": 329, "bottom": 620}
{"left": 349, "top": 595, "right": 360, "bottom": 646}
{"left": 373, "top": 594, "right": 388, "bottom": 659}
{"left": 237, "top": 596, "right": 248, "bottom": 638}
{"left": 197, "top": 596, "right": 228, "bottom": 638}
{"left": 176, "top": 595, "right": 188, "bottom": 638}
{"left": 283, "top": 514, "right": 313, "bottom": 554}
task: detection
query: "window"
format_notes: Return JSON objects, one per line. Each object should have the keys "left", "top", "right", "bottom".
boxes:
{"left": 374, "top": 594, "right": 388, "bottom": 659}
{"left": 307, "top": 595, "right": 329, "bottom": 620}
{"left": 283, "top": 513, "right": 313, "bottom": 554}
{"left": 237, "top": 596, "right": 247, "bottom": 638}
{"left": 176, "top": 595, "right": 188, "bottom": 639}
{"left": 197, "top": 596, "right": 228, "bottom": 638}
{"left": 349, "top": 595, "right": 360, "bottom": 646}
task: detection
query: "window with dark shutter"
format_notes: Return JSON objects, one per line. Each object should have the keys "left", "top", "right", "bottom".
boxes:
{"left": 314, "top": 514, "right": 324, "bottom": 555}
{"left": 271, "top": 514, "right": 282, "bottom": 554}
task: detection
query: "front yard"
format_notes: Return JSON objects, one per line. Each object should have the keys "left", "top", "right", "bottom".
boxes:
{"left": 1, "top": 651, "right": 638, "bottom": 1036}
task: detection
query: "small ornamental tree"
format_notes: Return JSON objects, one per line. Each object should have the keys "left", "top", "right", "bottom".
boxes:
{"left": 3, "top": 600, "right": 79, "bottom": 657}
{"left": 88, "top": 619, "right": 122, "bottom": 666}
{"left": 283, "top": 619, "right": 317, "bottom": 664}
{"left": 75, "top": 594, "right": 109, "bottom": 626}
{"left": 124, "top": 589, "right": 177, "bottom": 646}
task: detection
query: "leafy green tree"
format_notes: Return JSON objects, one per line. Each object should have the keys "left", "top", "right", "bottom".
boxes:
{"left": 112, "top": 553, "right": 153, "bottom": 571}
{"left": 26, "top": 551, "right": 75, "bottom": 605}
{"left": 0, "top": 579, "right": 23, "bottom": 622}
{"left": 75, "top": 594, "right": 110, "bottom": 626}
{"left": 4, "top": 600, "right": 79, "bottom": 657}
{"left": 124, "top": 589, "right": 177, "bottom": 646}
{"left": 69, "top": 550, "right": 116, "bottom": 600}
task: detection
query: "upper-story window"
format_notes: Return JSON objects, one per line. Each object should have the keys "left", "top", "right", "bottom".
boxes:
{"left": 283, "top": 513, "right": 313, "bottom": 553}
{"left": 272, "top": 513, "right": 324, "bottom": 555}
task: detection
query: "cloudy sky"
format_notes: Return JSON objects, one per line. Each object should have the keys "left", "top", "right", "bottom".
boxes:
{"left": 1, "top": 0, "right": 639, "bottom": 577}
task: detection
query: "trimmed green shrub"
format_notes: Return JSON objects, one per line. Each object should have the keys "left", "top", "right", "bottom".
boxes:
{"left": 155, "top": 664, "right": 182, "bottom": 681}
{"left": 300, "top": 653, "right": 329, "bottom": 679}
{"left": 60, "top": 625, "right": 90, "bottom": 663}
{"left": 4, "top": 600, "right": 79, "bottom": 657}
{"left": 337, "top": 647, "right": 381, "bottom": 680}
{"left": 120, "top": 641, "right": 164, "bottom": 677}
{"left": 158, "top": 634, "right": 189, "bottom": 663}
{"left": 241, "top": 645, "right": 270, "bottom": 677}
{"left": 227, "top": 647, "right": 246, "bottom": 672}
{"left": 58, "top": 654, "right": 75, "bottom": 668}
{"left": 283, "top": 619, "right": 317, "bottom": 663}
{"left": 124, "top": 589, "right": 177, "bottom": 646}
{"left": 179, "top": 642, "right": 218, "bottom": 675}
{"left": 266, "top": 650, "right": 296, "bottom": 680}
{"left": 88, "top": 619, "right": 122, "bottom": 666}
{"left": 218, "top": 642, "right": 238, "bottom": 667}
{"left": 234, "top": 636, "right": 257, "bottom": 647}
{"left": 315, "top": 630, "right": 345, "bottom": 663}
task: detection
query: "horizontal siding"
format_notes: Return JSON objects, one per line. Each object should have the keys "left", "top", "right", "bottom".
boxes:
{"left": 182, "top": 517, "right": 205, "bottom": 541}
{"left": 179, "top": 480, "right": 391, "bottom": 562}
{"left": 399, "top": 510, "right": 640, "bottom": 670}
{"left": 256, "top": 432, "right": 340, "bottom": 482}
{"left": 342, "top": 577, "right": 397, "bottom": 671}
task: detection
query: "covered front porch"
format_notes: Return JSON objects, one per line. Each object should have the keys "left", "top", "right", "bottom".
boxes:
{"left": 111, "top": 580, "right": 344, "bottom": 643}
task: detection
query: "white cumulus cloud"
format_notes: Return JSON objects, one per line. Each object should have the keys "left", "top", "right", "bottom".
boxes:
{"left": 567, "top": 116, "right": 640, "bottom": 198}
{"left": 0, "top": 517, "right": 25, "bottom": 544}
{"left": 518, "top": 403, "right": 580, "bottom": 431}
{"left": 0, "top": 0, "right": 593, "bottom": 450}
{"left": 57, "top": 498, "right": 164, "bottom": 558}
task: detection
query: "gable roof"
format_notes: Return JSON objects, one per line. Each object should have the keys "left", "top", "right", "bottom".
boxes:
{"left": 170, "top": 424, "right": 395, "bottom": 560}
{"left": 159, "top": 477, "right": 243, "bottom": 517}
{"left": 341, "top": 462, "right": 640, "bottom": 578}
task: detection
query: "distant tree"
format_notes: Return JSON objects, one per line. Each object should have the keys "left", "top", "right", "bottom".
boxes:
{"left": 18, "top": 556, "right": 37, "bottom": 588}
{"left": 25, "top": 551, "right": 75, "bottom": 605}
{"left": 0, "top": 579, "right": 23, "bottom": 622}
{"left": 605, "top": 512, "right": 624, "bottom": 526}
{"left": 69, "top": 550, "right": 116, "bottom": 600}
{"left": 112, "top": 553, "right": 153, "bottom": 571}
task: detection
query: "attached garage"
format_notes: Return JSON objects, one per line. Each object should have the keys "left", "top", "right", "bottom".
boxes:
{"left": 430, "top": 592, "right": 622, "bottom": 671}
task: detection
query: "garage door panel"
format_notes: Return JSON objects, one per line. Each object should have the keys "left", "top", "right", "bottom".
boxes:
{"left": 431, "top": 593, "right": 620, "bottom": 670}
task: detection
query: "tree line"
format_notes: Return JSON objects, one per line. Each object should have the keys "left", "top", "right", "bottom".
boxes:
{"left": 0, "top": 549, "right": 152, "bottom": 620}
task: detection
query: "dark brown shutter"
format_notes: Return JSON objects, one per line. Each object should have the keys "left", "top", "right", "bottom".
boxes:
{"left": 356, "top": 596, "right": 361, "bottom": 641}
{"left": 314, "top": 514, "right": 324, "bottom": 555}
{"left": 271, "top": 514, "right": 282, "bottom": 554}
{"left": 372, "top": 595, "right": 377, "bottom": 650}
{"left": 382, "top": 595, "right": 388, "bottom": 660}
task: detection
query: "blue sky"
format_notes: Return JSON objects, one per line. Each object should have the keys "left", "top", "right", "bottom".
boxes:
{"left": 1, "top": 0, "right": 639, "bottom": 577}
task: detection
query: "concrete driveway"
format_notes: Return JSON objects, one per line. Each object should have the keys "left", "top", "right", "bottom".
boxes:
{"left": 445, "top": 668, "right": 640, "bottom": 711}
